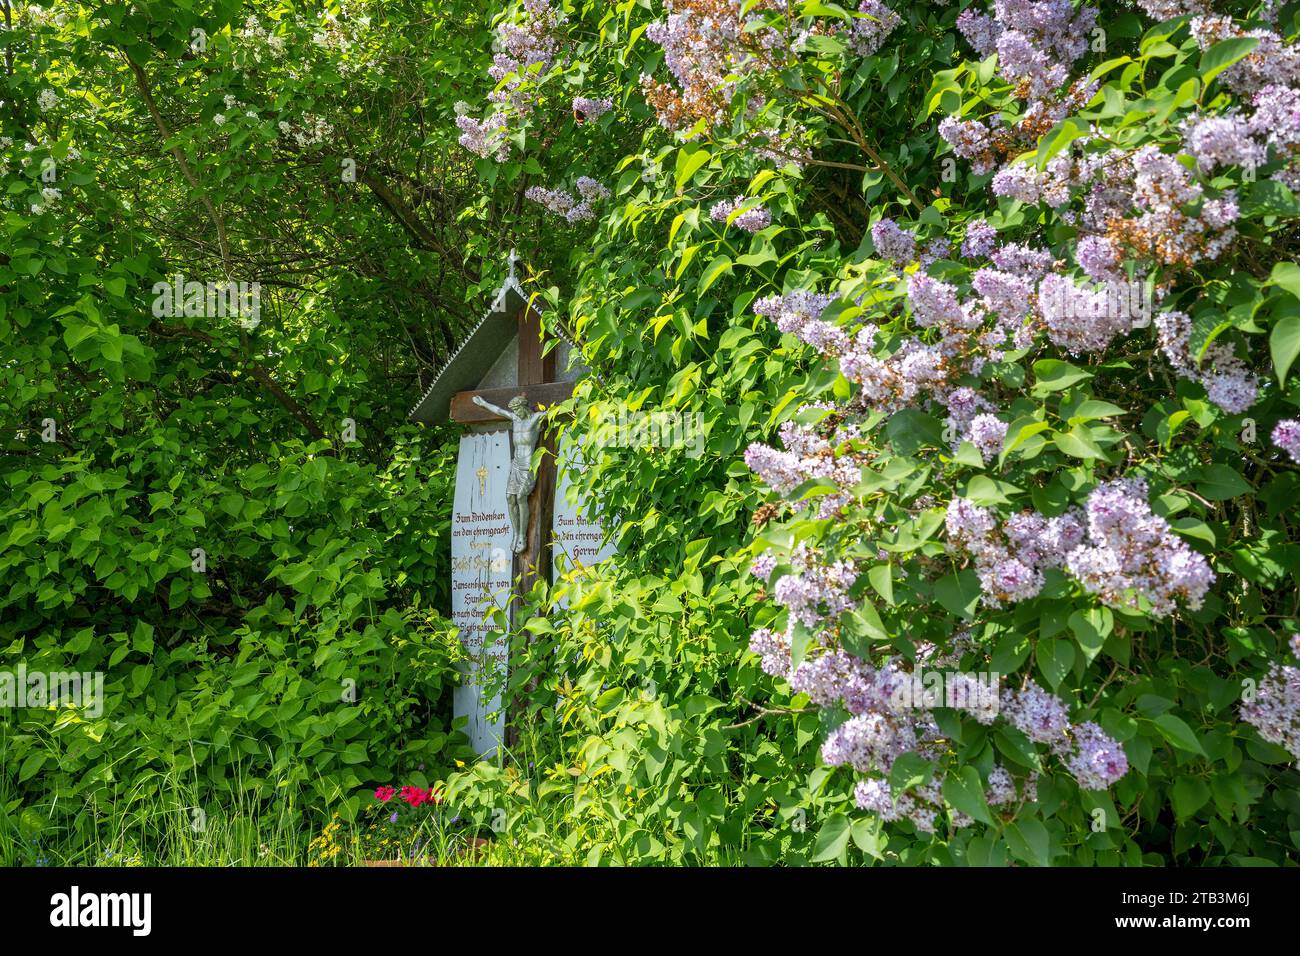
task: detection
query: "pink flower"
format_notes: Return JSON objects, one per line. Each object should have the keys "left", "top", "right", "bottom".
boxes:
{"left": 374, "top": 786, "right": 397, "bottom": 802}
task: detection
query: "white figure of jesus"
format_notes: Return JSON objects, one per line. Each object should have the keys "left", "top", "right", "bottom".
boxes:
{"left": 471, "top": 394, "right": 546, "bottom": 552}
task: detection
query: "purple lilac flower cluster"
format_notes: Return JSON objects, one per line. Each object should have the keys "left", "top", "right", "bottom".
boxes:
{"left": 762, "top": 541, "right": 858, "bottom": 630}
{"left": 943, "top": 3, "right": 1287, "bottom": 286}
{"left": 1190, "top": 16, "right": 1300, "bottom": 97}
{"left": 1065, "top": 478, "right": 1215, "bottom": 617}
{"left": 871, "top": 217, "right": 916, "bottom": 263}
{"left": 709, "top": 196, "right": 772, "bottom": 233}
{"left": 743, "top": 416, "right": 866, "bottom": 518}
{"left": 945, "top": 498, "right": 1085, "bottom": 606}
{"left": 455, "top": 0, "right": 566, "bottom": 161}
{"left": 641, "top": 0, "right": 787, "bottom": 131}
{"left": 489, "top": 0, "right": 565, "bottom": 113}
{"left": 946, "top": 478, "right": 1214, "bottom": 618}
{"left": 752, "top": 289, "right": 844, "bottom": 352}
{"left": 1002, "top": 683, "right": 1129, "bottom": 789}
{"left": 961, "top": 220, "right": 998, "bottom": 259}
{"left": 571, "top": 96, "right": 613, "bottom": 120}
{"left": 956, "top": 0, "right": 1096, "bottom": 101}
{"left": 941, "top": 2, "right": 1099, "bottom": 174}
{"left": 641, "top": 0, "right": 903, "bottom": 159}
{"left": 1180, "top": 83, "right": 1300, "bottom": 193}
{"left": 524, "top": 178, "right": 610, "bottom": 223}
{"left": 1272, "top": 419, "right": 1300, "bottom": 462}
{"left": 845, "top": 1, "right": 902, "bottom": 57}
{"left": 1155, "top": 310, "right": 1259, "bottom": 414}
{"left": 1239, "top": 637, "right": 1300, "bottom": 764}
{"left": 454, "top": 107, "right": 508, "bottom": 161}
{"left": 1136, "top": 0, "right": 1209, "bottom": 18}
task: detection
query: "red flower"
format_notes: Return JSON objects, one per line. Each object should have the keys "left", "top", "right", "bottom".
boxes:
{"left": 399, "top": 785, "right": 427, "bottom": 807}
{"left": 374, "top": 786, "right": 397, "bottom": 802}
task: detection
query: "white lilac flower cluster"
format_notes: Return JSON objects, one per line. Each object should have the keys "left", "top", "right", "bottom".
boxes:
{"left": 234, "top": 15, "right": 291, "bottom": 71}
{"left": 30, "top": 183, "right": 63, "bottom": 215}
{"left": 1239, "top": 638, "right": 1300, "bottom": 765}
{"left": 1272, "top": 419, "right": 1300, "bottom": 463}
{"left": 709, "top": 196, "right": 772, "bottom": 233}
{"left": 37, "top": 88, "right": 59, "bottom": 112}
{"left": 277, "top": 114, "right": 334, "bottom": 149}
{"left": 1155, "top": 310, "right": 1259, "bottom": 414}
{"left": 524, "top": 176, "right": 610, "bottom": 223}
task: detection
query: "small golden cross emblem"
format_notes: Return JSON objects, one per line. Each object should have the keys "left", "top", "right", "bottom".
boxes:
{"left": 476, "top": 465, "right": 488, "bottom": 496}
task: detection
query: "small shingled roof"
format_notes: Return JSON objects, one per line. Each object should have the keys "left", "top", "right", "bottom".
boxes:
{"left": 408, "top": 255, "right": 580, "bottom": 424}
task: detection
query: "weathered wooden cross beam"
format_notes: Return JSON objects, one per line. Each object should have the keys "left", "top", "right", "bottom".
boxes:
{"left": 448, "top": 381, "right": 574, "bottom": 425}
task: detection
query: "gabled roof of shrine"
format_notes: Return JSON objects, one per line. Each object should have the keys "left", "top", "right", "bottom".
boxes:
{"left": 408, "top": 262, "right": 579, "bottom": 425}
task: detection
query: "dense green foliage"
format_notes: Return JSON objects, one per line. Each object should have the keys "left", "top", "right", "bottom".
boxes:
{"left": 3, "top": 0, "right": 1298, "bottom": 866}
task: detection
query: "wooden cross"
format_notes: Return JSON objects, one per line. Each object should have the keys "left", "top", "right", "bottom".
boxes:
{"left": 447, "top": 282, "right": 574, "bottom": 742}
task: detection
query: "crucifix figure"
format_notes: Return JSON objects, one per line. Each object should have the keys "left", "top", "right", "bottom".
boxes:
{"left": 471, "top": 393, "right": 546, "bottom": 552}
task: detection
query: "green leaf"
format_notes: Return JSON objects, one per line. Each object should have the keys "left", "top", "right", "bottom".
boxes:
{"left": 1004, "top": 819, "right": 1051, "bottom": 867}
{"left": 1052, "top": 426, "right": 1105, "bottom": 460}
{"left": 1196, "top": 464, "right": 1251, "bottom": 502}
{"left": 1068, "top": 400, "right": 1126, "bottom": 423}
{"left": 890, "top": 752, "right": 934, "bottom": 793}
{"left": 1172, "top": 778, "right": 1211, "bottom": 820}
{"left": 934, "top": 569, "right": 981, "bottom": 619}
{"left": 62, "top": 321, "right": 97, "bottom": 349}
{"left": 1037, "top": 637, "right": 1075, "bottom": 689}
{"left": 1069, "top": 607, "right": 1112, "bottom": 664}
{"left": 1036, "top": 116, "right": 1087, "bottom": 170}
{"left": 1268, "top": 261, "right": 1300, "bottom": 300}
{"left": 867, "top": 562, "right": 894, "bottom": 605}
{"left": 1199, "top": 36, "right": 1260, "bottom": 86}
{"left": 1152, "top": 713, "right": 1206, "bottom": 756}
{"left": 675, "top": 148, "right": 711, "bottom": 191}
{"left": 1032, "top": 359, "right": 1093, "bottom": 395}
{"left": 1000, "top": 417, "right": 1051, "bottom": 463}
{"left": 18, "top": 753, "right": 46, "bottom": 782}
{"left": 886, "top": 408, "right": 943, "bottom": 455}
{"left": 943, "top": 766, "right": 993, "bottom": 826}
{"left": 699, "top": 255, "right": 732, "bottom": 294}
{"left": 811, "top": 812, "right": 851, "bottom": 863}
{"left": 1269, "top": 313, "right": 1300, "bottom": 386}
